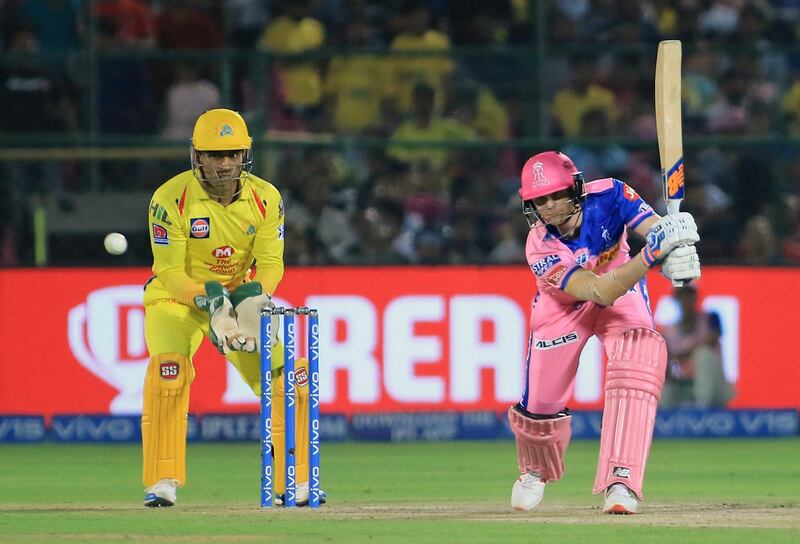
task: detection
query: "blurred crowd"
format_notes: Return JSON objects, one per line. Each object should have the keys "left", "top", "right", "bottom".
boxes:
{"left": 2, "top": 0, "right": 800, "bottom": 266}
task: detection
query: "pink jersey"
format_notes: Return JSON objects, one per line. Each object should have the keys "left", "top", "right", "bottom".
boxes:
{"left": 525, "top": 178, "right": 654, "bottom": 322}
{"left": 519, "top": 178, "right": 657, "bottom": 414}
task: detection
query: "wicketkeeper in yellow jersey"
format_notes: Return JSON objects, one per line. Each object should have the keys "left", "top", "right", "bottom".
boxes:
{"left": 141, "top": 108, "right": 325, "bottom": 507}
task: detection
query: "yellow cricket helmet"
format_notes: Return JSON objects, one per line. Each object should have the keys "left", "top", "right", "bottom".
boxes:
{"left": 190, "top": 109, "right": 254, "bottom": 197}
{"left": 191, "top": 108, "right": 252, "bottom": 151}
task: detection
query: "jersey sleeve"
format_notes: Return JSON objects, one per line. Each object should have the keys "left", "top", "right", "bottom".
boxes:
{"left": 614, "top": 180, "right": 655, "bottom": 229}
{"left": 525, "top": 229, "right": 581, "bottom": 291}
{"left": 252, "top": 187, "right": 285, "bottom": 295}
{"left": 148, "top": 189, "right": 204, "bottom": 307}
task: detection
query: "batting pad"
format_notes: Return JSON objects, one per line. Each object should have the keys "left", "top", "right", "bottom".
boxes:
{"left": 272, "top": 357, "right": 310, "bottom": 495}
{"left": 142, "top": 353, "right": 195, "bottom": 487}
{"left": 508, "top": 406, "right": 572, "bottom": 482}
{"left": 593, "top": 328, "right": 667, "bottom": 498}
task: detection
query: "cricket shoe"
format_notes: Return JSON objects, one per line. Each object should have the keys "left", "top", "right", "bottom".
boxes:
{"left": 275, "top": 483, "right": 327, "bottom": 507}
{"left": 511, "top": 472, "right": 545, "bottom": 511}
{"left": 144, "top": 478, "right": 177, "bottom": 507}
{"left": 603, "top": 483, "right": 639, "bottom": 514}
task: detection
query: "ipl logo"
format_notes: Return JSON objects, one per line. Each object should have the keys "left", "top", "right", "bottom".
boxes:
{"left": 67, "top": 286, "right": 149, "bottom": 414}
{"left": 531, "top": 161, "right": 549, "bottom": 188}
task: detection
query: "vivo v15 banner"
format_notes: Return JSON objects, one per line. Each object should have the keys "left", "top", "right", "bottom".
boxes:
{"left": 0, "top": 266, "right": 797, "bottom": 416}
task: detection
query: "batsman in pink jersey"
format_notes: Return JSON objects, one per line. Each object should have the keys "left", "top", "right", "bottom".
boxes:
{"left": 508, "top": 151, "right": 701, "bottom": 514}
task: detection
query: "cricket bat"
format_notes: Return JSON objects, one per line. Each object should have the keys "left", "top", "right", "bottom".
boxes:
{"left": 655, "top": 40, "right": 684, "bottom": 216}
{"left": 655, "top": 40, "right": 686, "bottom": 285}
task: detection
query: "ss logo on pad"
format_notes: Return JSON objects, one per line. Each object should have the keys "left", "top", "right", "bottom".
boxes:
{"left": 160, "top": 362, "right": 179, "bottom": 381}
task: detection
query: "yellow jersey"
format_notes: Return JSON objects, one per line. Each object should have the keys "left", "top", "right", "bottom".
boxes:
{"left": 389, "top": 30, "right": 453, "bottom": 114}
{"left": 386, "top": 118, "right": 476, "bottom": 172}
{"left": 259, "top": 15, "right": 326, "bottom": 108}
{"left": 144, "top": 170, "right": 285, "bottom": 308}
{"left": 551, "top": 84, "right": 618, "bottom": 137}
{"left": 324, "top": 54, "right": 388, "bottom": 133}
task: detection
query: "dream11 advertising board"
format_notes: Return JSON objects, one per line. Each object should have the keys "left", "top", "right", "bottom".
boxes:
{"left": 0, "top": 266, "right": 798, "bottom": 418}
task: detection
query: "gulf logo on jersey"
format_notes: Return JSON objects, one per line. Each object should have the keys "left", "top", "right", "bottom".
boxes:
{"left": 190, "top": 218, "right": 210, "bottom": 238}
{"left": 152, "top": 223, "right": 168, "bottom": 245}
{"left": 212, "top": 246, "right": 234, "bottom": 259}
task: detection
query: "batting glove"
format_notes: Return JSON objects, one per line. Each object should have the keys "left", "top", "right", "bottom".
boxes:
{"left": 661, "top": 245, "right": 701, "bottom": 286}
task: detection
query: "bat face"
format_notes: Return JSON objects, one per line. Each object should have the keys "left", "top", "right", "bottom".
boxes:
{"left": 655, "top": 40, "right": 684, "bottom": 215}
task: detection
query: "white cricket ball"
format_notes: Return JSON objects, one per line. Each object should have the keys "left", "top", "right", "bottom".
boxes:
{"left": 104, "top": 232, "right": 128, "bottom": 255}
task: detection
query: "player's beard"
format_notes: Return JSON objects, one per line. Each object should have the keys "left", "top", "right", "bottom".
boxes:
{"left": 199, "top": 166, "right": 243, "bottom": 202}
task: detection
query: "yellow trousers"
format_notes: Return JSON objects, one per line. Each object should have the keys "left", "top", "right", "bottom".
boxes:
{"left": 142, "top": 299, "right": 308, "bottom": 493}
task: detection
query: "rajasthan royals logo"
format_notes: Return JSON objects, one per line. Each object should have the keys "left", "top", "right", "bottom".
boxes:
{"left": 531, "top": 161, "right": 549, "bottom": 188}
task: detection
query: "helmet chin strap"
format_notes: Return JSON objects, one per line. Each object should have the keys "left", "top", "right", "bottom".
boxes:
{"left": 553, "top": 206, "right": 582, "bottom": 238}
{"left": 526, "top": 199, "right": 582, "bottom": 238}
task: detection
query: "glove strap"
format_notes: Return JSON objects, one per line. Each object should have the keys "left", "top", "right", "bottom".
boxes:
{"left": 205, "top": 281, "right": 230, "bottom": 314}
{"left": 640, "top": 246, "right": 659, "bottom": 268}
{"left": 231, "top": 281, "right": 264, "bottom": 308}
{"left": 194, "top": 295, "right": 210, "bottom": 312}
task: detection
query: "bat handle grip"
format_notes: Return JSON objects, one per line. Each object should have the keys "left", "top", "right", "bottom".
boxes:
{"left": 666, "top": 200, "right": 681, "bottom": 216}
{"left": 666, "top": 201, "right": 685, "bottom": 287}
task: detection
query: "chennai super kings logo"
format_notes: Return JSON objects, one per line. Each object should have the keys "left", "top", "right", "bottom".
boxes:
{"left": 531, "top": 161, "right": 549, "bottom": 188}
{"left": 218, "top": 123, "right": 234, "bottom": 137}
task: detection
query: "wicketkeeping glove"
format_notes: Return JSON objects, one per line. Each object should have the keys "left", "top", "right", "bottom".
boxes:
{"left": 641, "top": 212, "right": 700, "bottom": 267}
{"left": 195, "top": 281, "right": 243, "bottom": 355}
{"left": 661, "top": 245, "right": 701, "bottom": 286}
{"left": 230, "top": 282, "right": 274, "bottom": 353}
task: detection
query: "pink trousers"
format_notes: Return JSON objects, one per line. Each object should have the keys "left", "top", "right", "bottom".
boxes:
{"left": 521, "top": 280, "right": 655, "bottom": 414}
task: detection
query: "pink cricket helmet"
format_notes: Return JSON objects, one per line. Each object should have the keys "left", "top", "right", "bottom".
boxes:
{"left": 518, "top": 151, "right": 583, "bottom": 201}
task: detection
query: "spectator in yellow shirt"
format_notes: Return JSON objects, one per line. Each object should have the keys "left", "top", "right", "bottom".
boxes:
{"left": 387, "top": 83, "right": 476, "bottom": 195}
{"left": 259, "top": 0, "right": 325, "bottom": 123}
{"left": 550, "top": 54, "right": 618, "bottom": 137}
{"left": 388, "top": 2, "right": 454, "bottom": 118}
{"left": 781, "top": 77, "right": 800, "bottom": 136}
{"left": 449, "top": 82, "right": 510, "bottom": 140}
{"left": 323, "top": 18, "right": 389, "bottom": 134}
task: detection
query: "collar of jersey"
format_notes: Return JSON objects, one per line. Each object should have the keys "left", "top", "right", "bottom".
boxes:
{"left": 543, "top": 221, "right": 584, "bottom": 251}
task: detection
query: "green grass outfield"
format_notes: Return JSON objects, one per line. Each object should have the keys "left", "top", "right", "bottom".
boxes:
{"left": 0, "top": 439, "right": 798, "bottom": 543}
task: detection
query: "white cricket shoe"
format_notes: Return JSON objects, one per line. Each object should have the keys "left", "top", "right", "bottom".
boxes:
{"left": 603, "top": 483, "right": 639, "bottom": 514}
{"left": 511, "top": 472, "right": 545, "bottom": 512}
{"left": 275, "top": 483, "right": 328, "bottom": 507}
{"left": 144, "top": 478, "right": 178, "bottom": 507}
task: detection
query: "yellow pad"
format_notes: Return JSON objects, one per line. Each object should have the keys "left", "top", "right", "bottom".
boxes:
{"left": 272, "top": 357, "right": 310, "bottom": 494}
{"left": 142, "top": 353, "right": 195, "bottom": 487}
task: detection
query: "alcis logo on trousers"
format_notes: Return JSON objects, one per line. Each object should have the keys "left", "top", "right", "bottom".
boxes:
{"left": 534, "top": 332, "right": 579, "bottom": 350}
